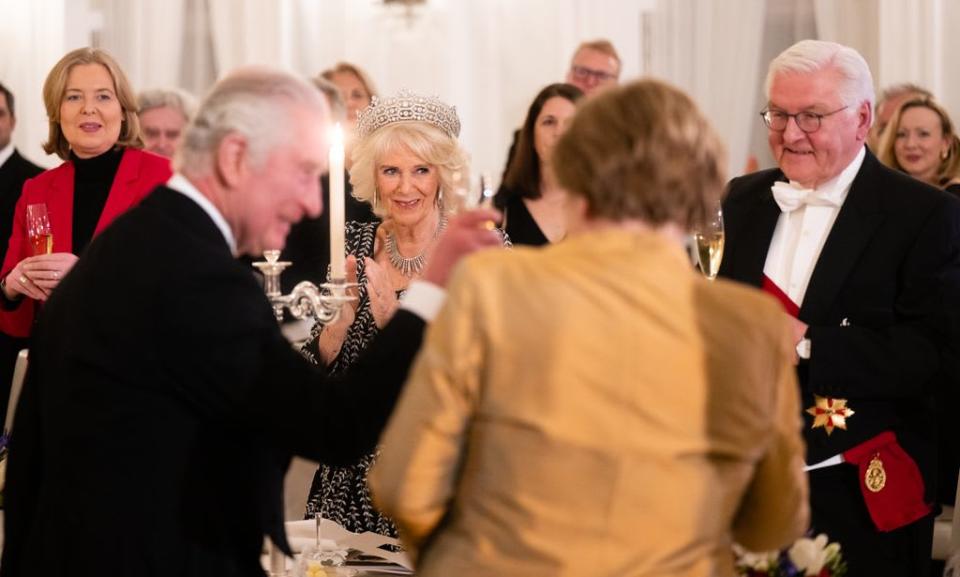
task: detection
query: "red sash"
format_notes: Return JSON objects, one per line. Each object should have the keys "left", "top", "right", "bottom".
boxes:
{"left": 842, "top": 431, "right": 932, "bottom": 532}
{"left": 761, "top": 275, "right": 799, "bottom": 317}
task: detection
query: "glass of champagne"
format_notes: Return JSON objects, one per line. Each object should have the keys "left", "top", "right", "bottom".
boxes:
{"left": 693, "top": 201, "right": 724, "bottom": 280}
{"left": 26, "top": 203, "right": 53, "bottom": 256}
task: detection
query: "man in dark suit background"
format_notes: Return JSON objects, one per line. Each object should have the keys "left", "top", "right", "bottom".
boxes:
{"left": 0, "top": 82, "right": 43, "bottom": 427}
{"left": 0, "top": 67, "right": 502, "bottom": 577}
{"left": 719, "top": 40, "right": 960, "bottom": 577}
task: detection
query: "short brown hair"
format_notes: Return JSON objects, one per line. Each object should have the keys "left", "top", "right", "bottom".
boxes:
{"left": 553, "top": 79, "right": 726, "bottom": 229}
{"left": 42, "top": 47, "right": 143, "bottom": 160}
{"left": 877, "top": 96, "right": 960, "bottom": 187}
{"left": 320, "top": 62, "right": 378, "bottom": 100}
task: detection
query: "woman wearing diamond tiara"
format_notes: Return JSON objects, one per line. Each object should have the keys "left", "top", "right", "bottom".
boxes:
{"left": 300, "top": 91, "right": 509, "bottom": 535}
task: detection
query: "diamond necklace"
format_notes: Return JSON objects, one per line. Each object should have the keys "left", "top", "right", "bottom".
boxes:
{"left": 385, "top": 214, "right": 448, "bottom": 277}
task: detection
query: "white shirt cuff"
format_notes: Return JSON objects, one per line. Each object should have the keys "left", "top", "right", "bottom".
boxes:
{"left": 400, "top": 280, "right": 447, "bottom": 322}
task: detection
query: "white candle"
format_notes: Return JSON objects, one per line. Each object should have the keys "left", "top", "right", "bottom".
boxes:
{"left": 329, "top": 123, "right": 346, "bottom": 280}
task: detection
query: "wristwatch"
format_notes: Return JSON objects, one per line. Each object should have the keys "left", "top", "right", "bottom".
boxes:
{"left": 796, "top": 338, "right": 812, "bottom": 360}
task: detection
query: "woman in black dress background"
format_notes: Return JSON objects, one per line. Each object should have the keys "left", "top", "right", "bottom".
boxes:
{"left": 495, "top": 83, "right": 582, "bottom": 245}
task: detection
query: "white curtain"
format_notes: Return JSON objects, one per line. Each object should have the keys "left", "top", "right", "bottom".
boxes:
{"left": 207, "top": 0, "right": 296, "bottom": 74}
{"left": 813, "top": 0, "right": 880, "bottom": 74}
{"left": 16, "top": 1, "right": 960, "bottom": 181}
{"left": 97, "top": 0, "right": 188, "bottom": 92}
{"left": 815, "top": 0, "right": 959, "bottom": 120}
{"left": 875, "top": 0, "right": 943, "bottom": 104}
{"left": 0, "top": 0, "right": 68, "bottom": 168}
{"left": 196, "top": 0, "right": 650, "bottom": 182}
{"left": 650, "top": 0, "right": 767, "bottom": 178}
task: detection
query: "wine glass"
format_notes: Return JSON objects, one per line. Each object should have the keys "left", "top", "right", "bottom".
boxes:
{"left": 693, "top": 201, "right": 725, "bottom": 280}
{"left": 297, "top": 511, "right": 346, "bottom": 575}
{"left": 450, "top": 171, "right": 494, "bottom": 212}
{"left": 26, "top": 203, "right": 53, "bottom": 256}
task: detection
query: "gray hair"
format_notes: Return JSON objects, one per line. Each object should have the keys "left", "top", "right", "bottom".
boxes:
{"left": 311, "top": 75, "right": 347, "bottom": 123}
{"left": 138, "top": 88, "right": 197, "bottom": 122}
{"left": 765, "top": 40, "right": 875, "bottom": 114}
{"left": 176, "top": 67, "right": 329, "bottom": 175}
{"left": 876, "top": 82, "right": 932, "bottom": 112}
{"left": 350, "top": 121, "right": 467, "bottom": 218}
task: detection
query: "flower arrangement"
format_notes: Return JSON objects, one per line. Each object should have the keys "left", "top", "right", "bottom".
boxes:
{"left": 734, "top": 534, "right": 847, "bottom": 577}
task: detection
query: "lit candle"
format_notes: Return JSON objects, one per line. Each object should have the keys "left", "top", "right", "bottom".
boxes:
{"left": 329, "top": 123, "right": 346, "bottom": 280}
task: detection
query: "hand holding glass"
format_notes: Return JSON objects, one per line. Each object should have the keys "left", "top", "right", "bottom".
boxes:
{"left": 26, "top": 203, "right": 53, "bottom": 256}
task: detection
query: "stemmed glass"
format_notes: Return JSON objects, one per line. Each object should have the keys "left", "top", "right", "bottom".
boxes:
{"left": 26, "top": 203, "right": 53, "bottom": 256}
{"left": 296, "top": 511, "right": 347, "bottom": 576}
{"left": 451, "top": 171, "right": 494, "bottom": 212}
{"left": 692, "top": 200, "right": 725, "bottom": 280}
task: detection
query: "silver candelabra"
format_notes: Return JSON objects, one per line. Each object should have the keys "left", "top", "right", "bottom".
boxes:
{"left": 253, "top": 250, "right": 356, "bottom": 325}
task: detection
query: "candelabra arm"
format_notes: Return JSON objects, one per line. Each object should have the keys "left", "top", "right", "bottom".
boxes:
{"left": 252, "top": 251, "right": 356, "bottom": 327}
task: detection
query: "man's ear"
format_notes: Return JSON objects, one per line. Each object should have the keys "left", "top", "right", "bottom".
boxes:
{"left": 214, "top": 133, "right": 248, "bottom": 189}
{"left": 856, "top": 101, "right": 873, "bottom": 141}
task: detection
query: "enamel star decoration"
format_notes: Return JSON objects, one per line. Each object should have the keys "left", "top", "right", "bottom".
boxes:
{"left": 805, "top": 395, "right": 854, "bottom": 435}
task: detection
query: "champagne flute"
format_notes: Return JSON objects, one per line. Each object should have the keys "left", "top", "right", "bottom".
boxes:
{"left": 693, "top": 201, "right": 725, "bottom": 280}
{"left": 26, "top": 203, "right": 53, "bottom": 256}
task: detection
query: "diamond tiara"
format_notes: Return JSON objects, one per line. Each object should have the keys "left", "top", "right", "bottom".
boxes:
{"left": 356, "top": 89, "right": 461, "bottom": 139}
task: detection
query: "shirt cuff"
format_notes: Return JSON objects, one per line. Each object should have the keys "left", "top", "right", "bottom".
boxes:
{"left": 400, "top": 280, "right": 446, "bottom": 322}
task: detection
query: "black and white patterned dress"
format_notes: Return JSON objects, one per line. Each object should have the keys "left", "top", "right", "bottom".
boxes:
{"left": 301, "top": 219, "right": 509, "bottom": 535}
{"left": 300, "top": 220, "right": 398, "bottom": 535}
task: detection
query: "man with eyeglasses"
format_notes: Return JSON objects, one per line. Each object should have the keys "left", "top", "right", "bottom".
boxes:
{"left": 719, "top": 39, "right": 960, "bottom": 577}
{"left": 565, "top": 39, "right": 620, "bottom": 96}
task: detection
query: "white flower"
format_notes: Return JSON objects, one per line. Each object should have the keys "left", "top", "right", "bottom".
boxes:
{"left": 732, "top": 543, "right": 777, "bottom": 571}
{"left": 788, "top": 533, "right": 831, "bottom": 575}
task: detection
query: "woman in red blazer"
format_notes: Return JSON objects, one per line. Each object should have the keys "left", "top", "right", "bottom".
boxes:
{"left": 0, "top": 47, "right": 172, "bottom": 338}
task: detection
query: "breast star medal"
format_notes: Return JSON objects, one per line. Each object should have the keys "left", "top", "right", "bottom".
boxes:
{"left": 805, "top": 395, "right": 854, "bottom": 435}
{"left": 865, "top": 454, "right": 886, "bottom": 492}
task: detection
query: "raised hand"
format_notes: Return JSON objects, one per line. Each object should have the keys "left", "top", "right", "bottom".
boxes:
{"left": 421, "top": 208, "right": 503, "bottom": 288}
{"left": 364, "top": 257, "right": 398, "bottom": 329}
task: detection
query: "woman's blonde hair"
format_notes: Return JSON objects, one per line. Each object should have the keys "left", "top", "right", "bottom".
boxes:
{"left": 349, "top": 121, "right": 468, "bottom": 218}
{"left": 877, "top": 96, "right": 960, "bottom": 188}
{"left": 553, "top": 79, "right": 727, "bottom": 229}
{"left": 320, "top": 62, "right": 378, "bottom": 100}
{"left": 42, "top": 47, "right": 142, "bottom": 160}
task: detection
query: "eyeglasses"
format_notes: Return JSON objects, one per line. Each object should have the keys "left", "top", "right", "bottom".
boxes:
{"left": 570, "top": 65, "right": 617, "bottom": 84}
{"left": 760, "top": 106, "right": 849, "bottom": 133}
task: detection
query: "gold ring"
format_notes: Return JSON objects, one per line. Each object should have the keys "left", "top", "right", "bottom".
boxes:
{"left": 18, "top": 275, "right": 27, "bottom": 285}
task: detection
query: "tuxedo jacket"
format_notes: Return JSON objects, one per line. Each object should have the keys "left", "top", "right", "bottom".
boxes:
{"left": 0, "top": 147, "right": 172, "bottom": 337}
{"left": 719, "top": 150, "right": 960, "bottom": 496}
{"left": 0, "top": 186, "right": 426, "bottom": 577}
{"left": 0, "top": 149, "right": 43, "bottom": 264}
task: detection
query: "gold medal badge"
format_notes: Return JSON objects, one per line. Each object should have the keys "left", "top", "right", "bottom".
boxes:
{"left": 805, "top": 395, "right": 854, "bottom": 435}
{"left": 865, "top": 454, "right": 886, "bottom": 492}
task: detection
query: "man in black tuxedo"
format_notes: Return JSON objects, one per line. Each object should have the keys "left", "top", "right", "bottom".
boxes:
{"left": 0, "top": 68, "right": 502, "bottom": 577}
{"left": 719, "top": 40, "right": 960, "bottom": 576}
{"left": 0, "top": 83, "right": 42, "bottom": 428}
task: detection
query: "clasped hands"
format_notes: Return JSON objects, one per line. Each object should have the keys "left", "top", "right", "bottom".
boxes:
{"left": 3, "top": 253, "right": 79, "bottom": 301}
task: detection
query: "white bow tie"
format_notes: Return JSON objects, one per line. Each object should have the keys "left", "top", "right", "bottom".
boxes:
{"left": 771, "top": 180, "right": 842, "bottom": 213}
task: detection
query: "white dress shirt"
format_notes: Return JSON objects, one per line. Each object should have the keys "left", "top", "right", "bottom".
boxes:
{"left": 763, "top": 147, "right": 866, "bottom": 307}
